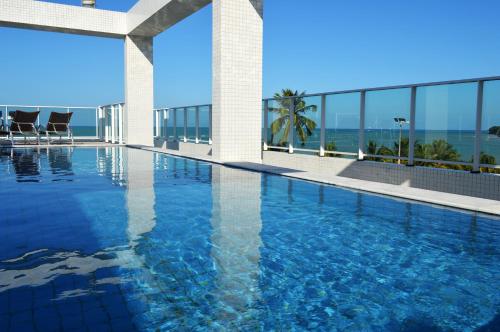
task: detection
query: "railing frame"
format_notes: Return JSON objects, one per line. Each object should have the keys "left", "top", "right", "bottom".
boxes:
{"left": 153, "top": 104, "right": 212, "bottom": 145}
{"left": 261, "top": 75, "right": 500, "bottom": 172}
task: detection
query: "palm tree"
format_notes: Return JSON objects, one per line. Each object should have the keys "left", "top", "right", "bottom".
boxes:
{"left": 423, "top": 139, "right": 460, "bottom": 162}
{"left": 269, "top": 89, "right": 317, "bottom": 146}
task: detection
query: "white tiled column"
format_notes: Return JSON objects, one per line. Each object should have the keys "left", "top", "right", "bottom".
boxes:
{"left": 124, "top": 35, "right": 154, "bottom": 146}
{"left": 212, "top": 0, "right": 263, "bottom": 163}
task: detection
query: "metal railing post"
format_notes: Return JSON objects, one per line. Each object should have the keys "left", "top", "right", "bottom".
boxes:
{"left": 95, "top": 107, "right": 99, "bottom": 139}
{"left": 195, "top": 106, "right": 200, "bottom": 144}
{"left": 358, "top": 91, "right": 366, "bottom": 160}
{"left": 37, "top": 107, "right": 40, "bottom": 127}
{"left": 320, "top": 94, "right": 326, "bottom": 157}
{"left": 155, "top": 109, "right": 160, "bottom": 137}
{"left": 118, "top": 104, "right": 123, "bottom": 144}
{"left": 104, "top": 107, "right": 109, "bottom": 142}
{"left": 4, "top": 106, "right": 8, "bottom": 129}
{"left": 111, "top": 105, "right": 116, "bottom": 143}
{"left": 208, "top": 105, "right": 212, "bottom": 145}
{"left": 408, "top": 86, "right": 417, "bottom": 166}
{"left": 173, "top": 108, "right": 177, "bottom": 140}
{"left": 473, "top": 80, "right": 484, "bottom": 173}
{"left": 263, "top": 100, "right": 269, "bottom": 151}
{"left": 163, "top": 109, "right": 168, "bottom": 138}
{"left": 66, "top": 107, "right": 70, "bottom": 139}
{"left": 288, "top": 98, "right": 295, "bottom": 154}
{"left": 183, "top": 108, "right": 188, "bottom": 143}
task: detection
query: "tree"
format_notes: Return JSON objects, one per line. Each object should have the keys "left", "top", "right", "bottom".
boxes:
{"left": 423, "top": 139, "right": 460, "bottom": 163}
{"left": 269, "top": 89, "right": 318, "bottom": 146}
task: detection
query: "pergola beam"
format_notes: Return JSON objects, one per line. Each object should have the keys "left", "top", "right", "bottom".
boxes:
{"left": 0, "top": 0, "right": 127, "bottom": 38}
{"left": 127, "top": 0, "right": 212, "bottom": 37}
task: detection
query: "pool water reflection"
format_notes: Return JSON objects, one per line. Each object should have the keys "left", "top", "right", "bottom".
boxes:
{"left": 0, "top": 147, "right": 498, "bottom": 331}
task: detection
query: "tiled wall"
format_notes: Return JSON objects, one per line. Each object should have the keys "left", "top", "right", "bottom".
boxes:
{"left": 263, "top": 151, "right": 500, "bottom": 200}
{"left": 0, "top": 0, "right": 126, "bottom": 37}
{"left": 211, "top": 0, "right": 263, "bottom": 163}
{"left": 124, "top": 36, "right": 154, "bottom": 147}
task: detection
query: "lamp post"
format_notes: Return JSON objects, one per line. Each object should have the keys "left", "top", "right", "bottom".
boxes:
{"left": 82, "top": 0, "right": 95, "bottom": 8}
{"left": 394, "top": 117, "right": 409, "bottom": 164}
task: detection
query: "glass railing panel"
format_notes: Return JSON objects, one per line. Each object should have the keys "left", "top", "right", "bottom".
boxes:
{"left": 365, "top": 88, "right": 411, "bottom": 163}
{"left": 199, "top": 106, "right": 210, "bottom": 143}
{"left": 292, "top": 95, "right": 321, "bottom": 154}
{"left": 324, "top": 92, "right": 360, "bottom": 156}
{"left": 267, "top": 98, "right": 289, "bottom": 149}
{"left": 481, "top": 80, "right": 500, "bottom": 172}
{"left": 175, "top": 108, "right": 185, "bottom": 141}
{"left": 165, "top": 109, "right": 175, "bottom": 141}
{"left": 186, "top": 107, "right": 197, "bottom": 141}
{"left": 415, "top": 83, "right": 477, "bottom": 166}
{"left": 67, "top": 108, "right": 97, "bottom": 137}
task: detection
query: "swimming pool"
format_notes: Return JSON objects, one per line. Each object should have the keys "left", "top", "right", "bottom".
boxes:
{"left": 0, "top": 147, "right": 498, "bottom": 331}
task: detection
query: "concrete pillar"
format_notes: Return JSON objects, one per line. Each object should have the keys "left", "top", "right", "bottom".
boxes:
{"left": 212, "top": 0, "right": 264, "bottom": 163}
{"left": 124, "top": 35, "right": 154, "bottom": 146}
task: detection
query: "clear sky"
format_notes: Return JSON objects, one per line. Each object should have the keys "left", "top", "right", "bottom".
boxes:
{"left": 0, "top": 0, "right": 499, "bottom": 109}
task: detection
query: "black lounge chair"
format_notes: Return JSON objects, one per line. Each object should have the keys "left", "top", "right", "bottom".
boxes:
{"left": 40, "top": 112, "right": 74, "bottom": 144}
{"left": 8, "top": 110, "right": 40, "bottom": 144}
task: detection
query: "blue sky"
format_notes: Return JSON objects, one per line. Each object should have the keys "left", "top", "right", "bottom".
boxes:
{"left": 0, "top": 0, "right": 499, "bottom": 109}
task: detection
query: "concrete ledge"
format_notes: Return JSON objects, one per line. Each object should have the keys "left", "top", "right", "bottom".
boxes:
{"left": 263, "top": 151, "right": 500, "bottom": 201}
{"left": 144, "top": 143, "right": 500, "bottom": 216}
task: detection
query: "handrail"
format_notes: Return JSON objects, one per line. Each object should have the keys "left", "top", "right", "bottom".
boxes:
{"left": 262, "top": 75, "right": 500, "bottom": 101}
{"left": 154, "top": 103, "right": 211, "bottom": 111}
{"left": 0, "top": 104, "right": 96, "bottom": 109}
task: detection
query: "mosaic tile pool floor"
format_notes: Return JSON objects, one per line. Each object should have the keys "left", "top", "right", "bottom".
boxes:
{"left": 0, "top": 147, "right": 499, "bottom": 331}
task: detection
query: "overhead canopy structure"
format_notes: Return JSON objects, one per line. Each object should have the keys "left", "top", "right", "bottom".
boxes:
{"left": 0, "top": 0, "right": 264, "bottom": 163}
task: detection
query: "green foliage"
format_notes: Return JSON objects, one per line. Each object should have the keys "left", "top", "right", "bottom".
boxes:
{"left": 488, "top": 126, "right": 500, "bottom": 136}
{"left": 365, "top": 137, "right": 500, "bottom": 173}
{"left": 269, "top": 89, "right": 317, "bottom": 147}
{"left": 324, "top": 140, "right": 342, "bottom": 157}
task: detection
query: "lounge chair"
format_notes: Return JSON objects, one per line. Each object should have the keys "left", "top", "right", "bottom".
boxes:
{"left": 8, "top": 110, "right": 40, "bottom": 144}
{"left": 40, "top": 112, "right": 74, "bottom": 144}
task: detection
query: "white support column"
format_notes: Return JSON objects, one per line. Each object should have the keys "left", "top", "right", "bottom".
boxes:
{"left": 111, "top": 104, "right": 116, "bottom": 143}
{"left": 124, "top": 35, "right": 154, "bottom": 146}
{"left": 319, "top": 94, "right": 326, "bottom": 157}
{"left": 408, "top": 86, "right": 417, "bottom": 166}
{"left": 212, "top": 0, "right": 263, "bottom": 162}
{"left": 358, "top": 91, "right": 366, "bottom": 160}
{"left": 473, "top": 81, "right": 484, "bottom": 173}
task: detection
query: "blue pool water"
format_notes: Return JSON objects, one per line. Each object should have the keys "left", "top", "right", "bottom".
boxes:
{"left": 0, "top": 147, "right": 499, "bottom": 331}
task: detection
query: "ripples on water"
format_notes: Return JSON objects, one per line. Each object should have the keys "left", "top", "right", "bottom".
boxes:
{"left": 0, "top": 147, "right": 498, "bottom": 331}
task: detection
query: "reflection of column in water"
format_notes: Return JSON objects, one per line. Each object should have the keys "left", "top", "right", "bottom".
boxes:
{"left": 210, "top": 166, "right": 262, "bottom": 325}
{"left": 125, "top": 148, "right": 156, "bottom": 243}
{"left": 355, "top": 192, "right": 363, "bottom": 220}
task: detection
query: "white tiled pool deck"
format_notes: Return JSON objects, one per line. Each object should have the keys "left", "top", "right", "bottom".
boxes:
{"left": 144, "top": 146, "right": 500, "bottom": 217}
